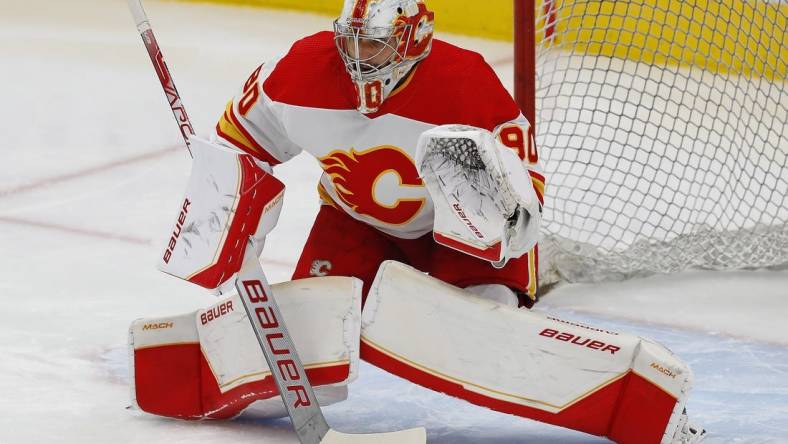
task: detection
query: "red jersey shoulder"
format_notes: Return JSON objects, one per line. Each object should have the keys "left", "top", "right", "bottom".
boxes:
{"left": 263, "top": 31, "right": 357, "bottom": 110}
{"left": 262, "top": 34, "right": 520, "bottom": 129}
{"left": 390, "top": 39, "right": 521, "bottom": 130}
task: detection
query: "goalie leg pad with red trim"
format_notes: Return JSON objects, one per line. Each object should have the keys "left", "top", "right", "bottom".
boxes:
{"left": 360, "top": 261, "right": 698, "bottom": 444}
{"left": 129, "top": 276, "right": 362, "bottom": 420}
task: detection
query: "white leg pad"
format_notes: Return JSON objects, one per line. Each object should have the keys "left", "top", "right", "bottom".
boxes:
{"left": 130, "top": 276, "right": 362, "bottom": 419}
{"left": 360, "top": 261, "right": 693, "bottom": 444}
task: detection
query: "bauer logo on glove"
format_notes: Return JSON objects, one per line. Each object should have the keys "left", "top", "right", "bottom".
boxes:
{"left": 415, "top": 124, "right": 542, "bottom": 268}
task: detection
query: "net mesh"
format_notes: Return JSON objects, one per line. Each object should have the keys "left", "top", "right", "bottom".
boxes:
{"left": 533, "top": 0, "right": 788, "bottom": 283}
{"left": 427, "top": 136, "right": 487, "bottom": 172}
{"left": 422, "top": 134, "right": 504, "bottom": 211}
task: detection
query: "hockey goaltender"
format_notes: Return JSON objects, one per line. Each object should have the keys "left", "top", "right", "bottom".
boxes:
{"left": 127, "top": 0, "right": 705, "bottom": 442}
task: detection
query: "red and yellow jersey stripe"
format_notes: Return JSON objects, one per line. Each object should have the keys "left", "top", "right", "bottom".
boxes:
{"left": 528, "top": 170, "right": 545, "bottom": 207}
{"left": 216, "top": 100, "right": 281, "bottom": 166}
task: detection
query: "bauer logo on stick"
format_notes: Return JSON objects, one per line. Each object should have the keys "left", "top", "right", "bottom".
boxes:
{"left": 240, "top": 279, "right": 313, "bottom": 409}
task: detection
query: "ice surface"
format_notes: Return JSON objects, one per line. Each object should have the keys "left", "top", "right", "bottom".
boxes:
{"left": 0, "top": 0, "right": 786, "bottom": 442}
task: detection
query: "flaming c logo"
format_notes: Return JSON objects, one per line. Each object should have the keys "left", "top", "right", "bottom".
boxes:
{"left": 320, "top": 146, "right": 425, "bottom": 225}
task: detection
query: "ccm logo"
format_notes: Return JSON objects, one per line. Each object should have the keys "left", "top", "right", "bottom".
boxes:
{"left": 201, "top": 301, "right": 233, "bottom": 325}
{"left": 539, "top": 328, "right": 621, "bottom": 354}
{"left": 452, "top": 203, "right": 484, "bottom": 239}
{"left": 162, "top": 198, "right": 191, "bottom": 264}
{"left": 651, "top": 362, "right": 678, "bottom": 379}
{"left": 142, "top": 322, "right": 173, "bottom": 331}
{"left": 241, "top": 280, "right": 312, "bottom": 409}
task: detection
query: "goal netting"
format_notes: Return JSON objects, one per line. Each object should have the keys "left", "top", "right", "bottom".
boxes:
{"left": 528, "top": 0, "right": 787, "bottom": 283}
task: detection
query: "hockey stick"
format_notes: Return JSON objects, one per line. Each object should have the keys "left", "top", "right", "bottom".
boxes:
{"left": 126, "top": 1, "right": 426, "bottom": 442}
{"left": 236, "top": 240, "right": 426, "bottom": 443}
{"left": 127, "top": 0, "right": 194, "bottom": 158}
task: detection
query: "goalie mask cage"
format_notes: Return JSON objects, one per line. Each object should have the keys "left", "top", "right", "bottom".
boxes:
{"left": 514, "top": 0, "right": 788, "bottom": 283}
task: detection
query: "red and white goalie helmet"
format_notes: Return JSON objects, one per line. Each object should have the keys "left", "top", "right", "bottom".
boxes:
{"left": 334, "top": 0, "right": 434, "bottom": 114}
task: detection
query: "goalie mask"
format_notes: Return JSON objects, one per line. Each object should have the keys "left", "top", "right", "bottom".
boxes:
{"left": 334, "top": 0, "right": 434, "bottom": 114}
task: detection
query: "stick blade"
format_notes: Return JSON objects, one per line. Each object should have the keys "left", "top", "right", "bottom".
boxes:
{"left": 320, "top": 427, "right": 426, "bottom": 444}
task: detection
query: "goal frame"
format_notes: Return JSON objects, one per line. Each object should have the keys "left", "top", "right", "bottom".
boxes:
{"left": 514, "top": 0, "right": 536, "bottom": 135}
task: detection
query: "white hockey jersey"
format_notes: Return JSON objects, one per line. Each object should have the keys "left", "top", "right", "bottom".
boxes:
{"left": 214, "top": 31, "right": 545, "bottom": 294}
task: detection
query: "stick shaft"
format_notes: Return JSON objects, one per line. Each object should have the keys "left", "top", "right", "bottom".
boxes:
{"left": 127, "top": 0, "right": 195, "bottom": 156}
{"left": 235, "top": 240, "right": 330, "bottom": 444}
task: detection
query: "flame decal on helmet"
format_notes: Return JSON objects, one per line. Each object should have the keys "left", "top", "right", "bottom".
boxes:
{"left": 396, "top": 3, "right": 433, "bottom": 60}
{"left": 320, "top": 146, "right": 425, "bottom": 225}
{"left": 351, "top": 0, "right": 370, "bottom": 20}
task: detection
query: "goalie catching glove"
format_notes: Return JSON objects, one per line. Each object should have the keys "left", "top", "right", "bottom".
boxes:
{"left": 416, "top": 124, "right": 541, "bottom": 267}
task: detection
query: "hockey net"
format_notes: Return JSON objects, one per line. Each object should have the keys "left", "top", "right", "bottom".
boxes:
{"left": 517, "top": 0, "right": 788, "bottom": 284}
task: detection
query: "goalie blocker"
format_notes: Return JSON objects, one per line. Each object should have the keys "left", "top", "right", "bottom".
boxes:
{"left": 157, "top": 136, "right": 284, "bottom": 294}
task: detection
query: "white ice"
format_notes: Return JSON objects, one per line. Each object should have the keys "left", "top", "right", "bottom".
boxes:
{"left": 0, "top": 0, "right": 786, "bottom": 443}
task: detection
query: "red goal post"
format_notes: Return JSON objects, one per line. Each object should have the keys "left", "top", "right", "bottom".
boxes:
{"left": 514, "top": 0, "right": 536, "bottom": 135}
